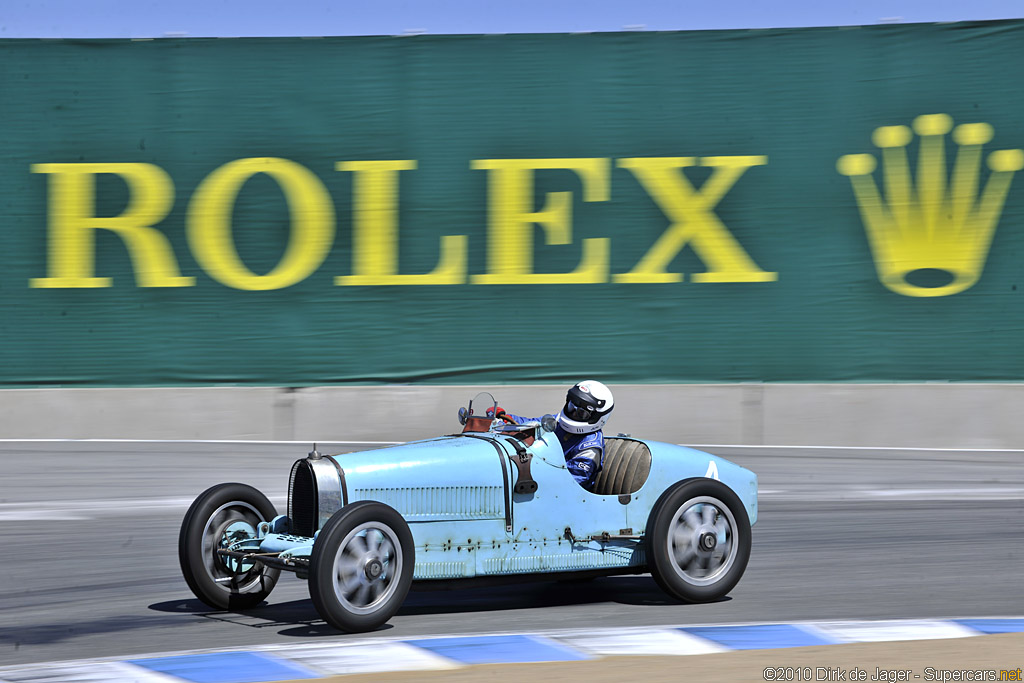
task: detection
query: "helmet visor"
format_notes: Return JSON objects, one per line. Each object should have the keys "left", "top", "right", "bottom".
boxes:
{"left": 563, "top": 400, "right": 596, "bottom": 423}
{"left": 563, "top": 386, "right": 607, "bottom": 424}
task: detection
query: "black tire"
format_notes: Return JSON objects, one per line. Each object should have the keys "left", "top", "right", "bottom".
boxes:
{"left": 645, "top": 478, "right": 751, "bottom": 603}
{"left": 308, "top": 501, "right": 415, "bottom": 632}
{"left": 178, "top": 483, "right": 280, "bottom": 610}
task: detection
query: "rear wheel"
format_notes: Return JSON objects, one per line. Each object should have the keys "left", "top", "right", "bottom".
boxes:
{"left": 645, "top": 478, "right": 751, "bottom": 602}
{"left": 178, "top": 483, "right": 280, "bottom": 610}
{"left": 308, "top": 501, "right": 414, "bottom": 632}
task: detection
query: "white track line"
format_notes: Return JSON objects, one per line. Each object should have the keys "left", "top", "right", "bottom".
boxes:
{"left": 758, "top": 487, "right": 1024, "bottom": 501}
{"left": 686, "top": 444, "right": 1024, "bottom": 453}
{"left": 0, "top": 496, "right": 288, "bottom": 521}
{"left": 0, "top": 438, "right": 401, "bottom": 445}
{"left": 1, "top": 438, "right": 1024, "bottom": 453}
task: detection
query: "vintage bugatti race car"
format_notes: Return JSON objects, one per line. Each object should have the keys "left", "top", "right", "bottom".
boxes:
{"left": 179, "top": 393, "right": 758, "bottom": 632}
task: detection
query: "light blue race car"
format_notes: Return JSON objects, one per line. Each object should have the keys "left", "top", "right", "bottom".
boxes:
{"left": 178, "top": 392, "right": 758, "bottom": 633}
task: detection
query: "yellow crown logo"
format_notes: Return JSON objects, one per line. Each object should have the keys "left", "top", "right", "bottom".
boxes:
{"left": 838, "top": 114, "right": 1024, "bottom": 297}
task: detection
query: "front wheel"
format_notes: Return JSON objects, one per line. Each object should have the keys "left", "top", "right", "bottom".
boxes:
{"left": 308, "top": 501, "right": 414, "bottom": 632}
{"left": 178, "top": 483, "right": 280, "bottom": 610}
{"left": 645, "top": 478, "right": 751, "bottom": 603}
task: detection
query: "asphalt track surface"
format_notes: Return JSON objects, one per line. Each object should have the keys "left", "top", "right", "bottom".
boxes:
{"left": 2, "top": 441, "right": 1022, "bottom": 668}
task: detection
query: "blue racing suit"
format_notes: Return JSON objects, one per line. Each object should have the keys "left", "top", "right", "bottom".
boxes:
{"left": 503, "top": 412, "right": 604, "bottom": 491}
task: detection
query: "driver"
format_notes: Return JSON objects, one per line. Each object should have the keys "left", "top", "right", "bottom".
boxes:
{"left": 497, "top": 380, "right": 614, "bottom": 492}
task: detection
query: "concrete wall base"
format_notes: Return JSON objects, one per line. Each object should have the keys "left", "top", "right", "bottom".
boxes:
{"left": 1, "top": 384, "right": 1021, "bottom": 448}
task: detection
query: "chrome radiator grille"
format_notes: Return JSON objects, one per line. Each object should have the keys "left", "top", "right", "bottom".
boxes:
{"left": 288, "top": 460, "right": 318, "bottom": 537}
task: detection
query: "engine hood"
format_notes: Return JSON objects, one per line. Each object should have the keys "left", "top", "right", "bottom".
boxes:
{"left": 330, "top": 435, "right": 512, "bottom": 522}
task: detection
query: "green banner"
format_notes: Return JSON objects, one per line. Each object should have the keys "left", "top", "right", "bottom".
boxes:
{"left": 2, "top": 22, "right": 1024, "bottom": 386}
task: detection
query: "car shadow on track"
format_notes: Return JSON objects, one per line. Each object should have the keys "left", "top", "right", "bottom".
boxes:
{"left": 148, "top": 597, "right": 333, "bottom": 633}
{"left": 401, "top": 576, "right": 692, "bottom": 614}
{"left": 149, "top": 576, "right": 725, "bottom": 637}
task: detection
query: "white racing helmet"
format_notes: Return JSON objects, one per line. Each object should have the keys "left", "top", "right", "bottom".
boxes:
{"left": 557, "top": 380, "right": 614, "bottom": 434}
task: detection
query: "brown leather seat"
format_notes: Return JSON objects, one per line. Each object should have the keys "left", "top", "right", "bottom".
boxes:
{"left": 592, "top": 438, "right": 652, "bottom": 495}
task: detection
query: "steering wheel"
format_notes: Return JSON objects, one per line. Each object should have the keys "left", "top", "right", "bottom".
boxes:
{"left": 496, "top": 411, "right": 517, "bottom": 425}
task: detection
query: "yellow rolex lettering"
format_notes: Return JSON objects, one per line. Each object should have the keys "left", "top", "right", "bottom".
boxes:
{"left": 616, "top": 156, "right": 775, "bottom": 283}
{"left": 470, "top": 158, "right": 610, "bottom": 284}
{"left": 187, "top": 157, "right": 335, "bottom": 291}
{"left": 335, "top": 160, "right": 466, "bottom": 285}
{"left": 30, "top": 163, "right": 191, "bottom": 288}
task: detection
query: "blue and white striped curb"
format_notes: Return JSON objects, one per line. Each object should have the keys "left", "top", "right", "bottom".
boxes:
{"left": 2, "top": 618, "right": 1022, "bottom": 682}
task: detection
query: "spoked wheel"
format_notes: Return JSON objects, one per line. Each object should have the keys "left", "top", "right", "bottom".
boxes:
{"left": 646, "top": 478, "right": 751, "bottom": 602}
{"left": 178, "top": 483, "right": 280, "bottom": 610}
{"left": 308, "top": 501, "right": 414, "bottom": 632}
